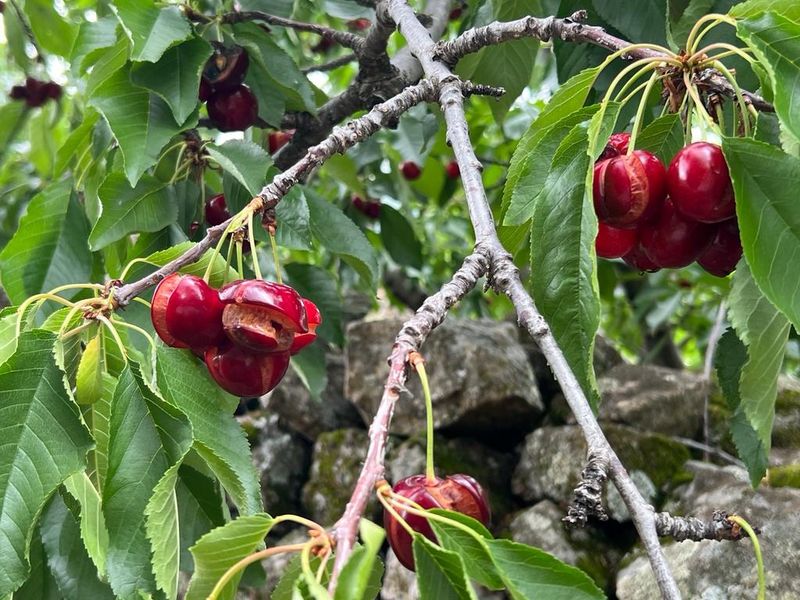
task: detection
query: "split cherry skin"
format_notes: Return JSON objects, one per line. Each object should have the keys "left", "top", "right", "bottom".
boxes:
{"left": 384, "top": 474, "right": 491, "bottom": 571}
{"left": 667, "top": 142, "right": 735, "bottom": 223}
{"left": 151, "top": 273, "right": 226, "bottom": 349}
{"left": 593, "top": 150, "right": 666, "bottom": 228}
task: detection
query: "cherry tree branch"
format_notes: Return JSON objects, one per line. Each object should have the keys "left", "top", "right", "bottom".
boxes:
{"left": 301, "top": 54, "right": 357, "bottom": 73}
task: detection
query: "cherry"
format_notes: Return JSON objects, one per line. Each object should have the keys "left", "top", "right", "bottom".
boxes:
{"left": 384, "top": 474, "right": 490, "bottom": 571}
{"left": 290, "top": 299, "right": 321, "bottom": 354}
{"left": 639, "top": 198, "right": 716, "bottom": 268}
{"left": 449, "top": 5, "right": 464, "bottom": 19}
{"left": 400, "top": 161, "right": 422, "bottom": 181}
{"left": 311, "top": 35, "right": 336, "bottom": 54}
{"left": 203, "top": 44, "right": 249, "bottom": 92}
{"left": 9, "top": 78, "right": 61, "bottom": 108}
{"left": 346, "top": 18, "right": 371, "bottom": 30}
{"left": 697, "top": 217, "right": 742, "bottom": 277}
{"left": 207, "top": 85, "right": 258, "bottom": 132}
{"left": 597, "top": 144, "right": 620, "bottom": 162}
{"left": 268, "top": 130, "right": 294, "bottom": 154}
{"left": 219, "top": 279, "right": 308, "bottom": 353}
{"left": 198, "top": 77, "right": 212, "bottom": 102}
{"left": 667, "top": 142, "right": 735, "bottom": 223}
{"left": 622, "top": 241, "right": 661, "bottom": 273}
{"left": 593, "top": 150, "right": 666, "bottom": 228}
{"left": 151, "top": 273, "right": 226, "bottom": 350}
{"left": 205, "top": 344, "right": 290, "bottom": 397}
{"left": 608, "top": 132, "right": 630, "bottom": 154}
{"left": 596, "top": 222, "right": 638, "bottom": 259}
{"left": 205, "top": 193, "right": 230, "bottom": 226}
{"left": 445, "top": 161, "right": 460, "bottom": 180}
{"left": 352, "top": 194, "right": 381, "bottom": 219}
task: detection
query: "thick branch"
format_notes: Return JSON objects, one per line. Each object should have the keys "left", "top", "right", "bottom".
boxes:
{"left": 655, "top": 511, "right": 756, "bottom": 542}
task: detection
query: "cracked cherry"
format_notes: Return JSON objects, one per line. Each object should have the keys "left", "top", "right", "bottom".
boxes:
{"left": 667, "top": 142, "right": 735, "bottom": 223}
{"left": 445, "top": 161, "right": 460, "bottom": 179}
{"left": 400, "top": 161, "right": 422, "bottom": 180}
{"left": 290, "top": 299, "right": 321, "bottom": 354}
{"left": 151, "top": 273, "right": 226, "bottom": 350}
{"left": 205, "top": 194, "right": 230, "bottom": 226}
{"left": 697, "top": 217, "right": 742, "bottom": 277}
{"left": 205, "top": 344, "right": 290, "bottom": 397}
{"left": 639, "top": 198, "right": 716, "bottom": 268}
{"left": 596, "top": 222, "right": 638, "bottom": 259}
{"left": 207, "top": 85, "right": 258, "bottom": 132}
{"left": 268, "top": 130, "right": 294, "bottom": 154}
{"left": 597, "top": 132, "right": 630, "bottom": 162}
{"left": 593, "top": 150, "right": 666, "bottom": 228}
{"left": 203, "top": 44, "right": 250, "bottom": 92}
{"left": 219, "top": 279, "right": 308, "bottom": 353}
{"left": 384, "top": 474, "right": 490, "bottom": 571}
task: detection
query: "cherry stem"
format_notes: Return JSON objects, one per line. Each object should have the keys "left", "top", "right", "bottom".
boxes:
{"left": 96, "top": 314, "right": 127, "bottom": 363}
{"left": 119, "top": 258, "right": 157, "bottom": 282}
{"left": 683, "top": 70, "right": 717, "bottom": 132}
{"left": 385, "top": 493, "right": 487, "bottom": 544}
{"left": 111, "top": 316, "right": 157, "bottom": 362}
{"left": 247, "top": 212, "right": 262, "bottom": 280}
{"left": 711, "top": 60, "right": 751, "bottom": 137}
{"left": 714, "top": 102, "right": 726, "bottom": 134}
{"left": 376, "top": 487, "right": 417, "bottom": 537}
{"left": 613, "top": 61, "right": 657, "bottom": 105}
{"left": 627, "top": 69, "right": 660, "bottom": 154}
{"left": 153, "top": 140, "right": 186, "bottom": 174}
{"left": 269, "top": 231, "right": 283, "bottom": 285}
{"left": 728, "top": 516, "right": 764, "bottom": 599}
{"left": 690, "top": 42, "right": 754, "bottom": 66}
{"left": 207, "top": 542, "right": 308, "bottom": 600}
{"left": 685, "top": 14, "right": 736, "bottom": 57}
{"left": 411, "top": 353, "right": 436, "bottom": 483}
{"left": 132, "top": 297, "right": 151, "bottom": 309}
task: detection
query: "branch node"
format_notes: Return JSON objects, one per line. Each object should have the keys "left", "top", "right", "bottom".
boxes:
{"left": 564, "top": 452, "right": 610, "bottom": 528}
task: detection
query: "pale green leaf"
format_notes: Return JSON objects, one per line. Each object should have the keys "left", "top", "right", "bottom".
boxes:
{"left": 145, "top": 464, "right": 182, "bottom": 600}
{"left": 379, "top": 205, "right": 423, "bottom": 269}
{"left": 141, "top": 242, "right": 238, "bottom": 289}
{"left": 83, "top": 372, "right": 116, "bottom": 492}
{"left": 635, "top": 113, "right": 686, "bottom": 166}
{"left": 334, "top": 520, "right": 385, "bottom": 600}
{"left": 23, "top": 0, "right": 77, "bottom": 57}
{"left": 205, "top": 140, "right": 271, "bottom": 197}
{"left": 275, "top": 188, "right": 313, "bottom": 251}
{"left": 113, "top": 1, "right": 191, "bottom": 63}
{"left": 76, "top": 336, "right": 104, "bottom": 405}
{"left": 413, "top": 535, "right": 478, "bottom": 600}
{"left": 667, "top": 0, "right": 716, "bottom": 49}
{"left": 63, "top": 472, "right": 110, "bottom": 577}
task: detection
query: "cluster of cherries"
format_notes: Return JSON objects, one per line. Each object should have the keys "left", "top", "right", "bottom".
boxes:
{"left": 594, "top": 133, "right": 742, "bottom": 277}
{"left": 199, "top": 43, "right": 258, "bottom": 132}
{"left": 8, "top": 77, "right": 62, "bottom": 108}
{"left": 151, "top": 274, "right": 320, "bottom": 397}
{"left": 384, "top": 474, "right": 491, "bottom": 570}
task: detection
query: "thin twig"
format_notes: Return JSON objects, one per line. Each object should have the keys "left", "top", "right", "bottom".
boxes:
{"left": 703, "top": 302, "right": 727, "bottom": 459}
{"left": 301, "top": 54, "right": 357, "bottom": 73}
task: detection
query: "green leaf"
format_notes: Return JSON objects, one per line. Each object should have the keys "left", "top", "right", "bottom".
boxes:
{"left": 206, "top": 140, "right": 272, "bottom": 197}
{"left": 55, "top": 111, "right": 100, "bottom": 176}
{"left": 737, "top": 13, "right": 800, "bottom": 143}
{"left": 334, "top": 521, "right": 384, "bottom": 600}
{"left": 305, "top": 189, "right": 379, "bottom": 290}
{"left": 145, "top": 464, "right": 182, "bottom": 600}
{"left": 141, "top": 242, "right": 239, "bottom": 289}
{"left": 428, "top": 510, "right": 504, "bottom": 590}
{"left": 40, "top": 492, "right": 115, "bottom": 600}
{"left": 83, "top": 372, "right": 116, "bottom": 492}
{"left": 15, "top": 525, "right": 61, "bottom": 600}
{"left": 714, "top": 328, "right": 769, "bottom": 485}
{"left": 379, "top": 204, "right": 423, "bottom": 268}
{"left": 75, "top": 336, "right": 104, "bottom": 405}
{"left": 89, "top": 66, "right": 186, "bottom": 186}
{"left": 113, "top": 0, "right": 191, "bottom": 63}
{"left": 62, "top": 472, "right": 110, "bottom": 578}
{"left": 413, "top": 535, "right": 478, "bottom": 600}
{"left": 86, "top": 37, "right": 131, "bottom": 99}
{"left": 90, "top": 172, "right": 177, "bottom": 250}
{"left": 731, "top": 0, "right": 800, "bottom": 20}
{"left": 667, "top": 0, "right": 716, "bottom": 49}
{"left": 23, "top": 0, "right": 77, "bottom": 57}
{"left": 0, "top": 307, "right": 21, "bottom": 366}
{"left": 155, "top": 347, "right": 263, "bottom": 515}
{"left": 276, "top": 188, "right": 314, "bottom": 251}
{"left": 186, "top": 514, "right": 275, "bottom": 600}
{"left": 727, "top": 262, "right": 790, "bottom": 477}
{"left": 131, "top": 36, "right": 213, "bottom": 124}
{"left": 175, "top": 465, "right": 226, "bottom": 572}
{"left": 635, "top": 113, "right": 686, "bottom": 166}
{"left": 103, "top": 362, "right": 192, "bottom": 599}
{"left": 594, "top": 0, "right": 668, "bottom": 46}
{"left": 722, "top": 137, "right": 800, "bottom": 331}
{"left": 0, "top": 180, "right": 92, "bottom": 306}
{"left": 530, "top": 123, "right": 600, "bottom": 407}
{"left": 0, "top": 101, "right": 27, "bottom": 149}
{"left": 487, "top": 539, "right": 604, "bottom": 599}
{"left": 285, "top": 262, "right": 344, "bottom": 346}
{"left": 290, "top": 343, "right": 329, "bottom": 400}
{"left": 71, "top": 16, "right": 119, "bottom": 73}
{"left": 0, "top": 330, "right": 93, "bottom": 596}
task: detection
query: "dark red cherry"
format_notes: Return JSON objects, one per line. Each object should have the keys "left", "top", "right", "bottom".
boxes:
{"left": 207, "top": 85, "right": 258, "bottom": 132}
{"left": 205, "top": 194, "right": 230, "bottom": 226}
{"left": 290, "top": 299, "right": 321, "bottom": 354}
{"left": 400, "top": 161, "right": 422, "bottom": 180}
{"left": 203, "top": 44, "right": 250, "bottom": 92}
{"left": 608, "top": 132, "right": 630, "bottom": 154}
{"left": 205, "top": 344, "right": 290, "bottom": 397}
{"left": 445, "top": 161, "right": 460, "bottom": 179}
{"left": 151, "top": 273, "right": 226, "bottom": 350}
{"left": 346, "top": 18, "right": 371, "bottom": 30}
{"left": 268, "top": 130, "right": 294, "bottom": 154}
{"left": 622, "top": 241, "right": 661, "bottom": 273}
{"left": 697, "top": 217, "right": 742, "bottom": 277}
{"left": 667, "top": 142, "right": 735, "bottom": 223}
{"left": 311, "top": 35, "right": 336, "bottom": 54}
{"left": 198, "top": 77, "right": 212, "bottom": 102}
{"left": 596, "top": 222, "right": 638, "bottom": 259}
{"left": 593, "top": 150, "right": 666, "bottom": 228}
{"left": 639, "top": 198, "right": 716, "bottom": 268}
{"left": 384, "top": 474, "right": 490, "bottom": 571}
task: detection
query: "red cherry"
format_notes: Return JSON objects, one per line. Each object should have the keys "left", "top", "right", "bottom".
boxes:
{"left": 593, "top": 150, "right": 666, "bottom": 228}
{"left": 400, "top": 161, "right": 422, "bottom": 180}
{"left": 203, "top": 44, "right": 250, "bottom": 92}
{"left": 445, "top": 161, "right": 460, "bottom": 180}
{"left": 205, "top": 344, "right": 290, "bottom": 397}
{"left": 198, "top": 77, "right": 212, "bottom": 102}
{"left": 346, "top": 18, "right": 371, "bottom": 30}
{"left": 205, "top": 194, "right": 230, "bottom": 226}
{"left": 597, "top": 144, "right": 621, "bottom": 162}
{"left": 207, "top": 85, "right": 258, "bottom": 132}
{"left": 596, "top": 222, "right": 638, "bottom": 259}
{"left": 667, "top": 142, "right": 735, "bottom": 223}
{"left": 9, "top": 85, "right": 27, "bottom": 101}
{"left": 219, "top": 280, "right": 308, "bottom": 353}
{"left": 622, "top": 241, "right": 661, "bottom": 273}
{"left": 384, "top": 474, "right": 490, "bottom": 571}
{"left": 639, "top": 198, "right": 716, "bottom": 268}
{"left": 365, "top": 200, "right": 381, "bottom": 219}
{"left": 608, "top": 132, "right": 631, "bottom": 154}
{"left": 697, "top": 217, "right": 743, "bottom": 277}
{"left": 311, "top": 35, "right": 336, "bottom": 54}
{"left": 268, "top": 130, "right": 294, "bottom": 154}
{"left": 290, "top": 299, "right": 321, "bottom": 354}
{"left": 151, "top": 273, "right": 226, "bottom": 350}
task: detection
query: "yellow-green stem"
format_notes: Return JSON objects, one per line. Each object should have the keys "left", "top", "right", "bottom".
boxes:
{"left": 269, "top": 231, "right": 283, "bottom": 284}
{"left": 690, "top": 42, "right": 754, "bottom": 66}
{"left": 377, "top": 490, "right": 417, "bottom": 537}
{"left": 416, "top": 362, "right": 436, "bottom": 483}
{"left": 613, "top": 62, "right": 658, "bottom": 105}
{"left": 711, "top": 60, "right": 751, "bottom": 137}
{"left": 728, "top": 516, "right": 764, "bottom": 599}
{"left": 247, "top": 212, "right": 262, "bottom": 280}
{"left": 111, "top": 317, "right": 157, "bottom": 359}
{"left": 685, "top": 14, "right": 736, "bottom": 56}
{"left": 132, "top": 296, "right": 152, "bottom": 309}
{"left": 208, "top": 542, "right": 307, "bottom": 600}
{"left": 119, "top": 258, "right": 157, "bottom": 281}
{"left": 627, "top": 70, "right": 661, "bottom": 153}
{"left": 714, "top": 102, "right": 726, "bottom": 135}
{"left": 683, "top": 71, "right": 716, "bottom": 132}
{"left": 96, "top": 315, "right": 127, "bottom": 363}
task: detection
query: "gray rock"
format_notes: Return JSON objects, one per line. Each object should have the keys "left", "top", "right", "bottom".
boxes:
{"left": 261, "top": 528, "right": 310, "bottom": 596}
{"left": 264, "top": 351, "right": 364, "bottom": 441}
{"left": 512, "top": 425, "right": 690, "bottom": 508}
{"left": 250, "top": 414, "right": 312, "bottom": 517}
{"left": 772, "top": 375, "right": 800, "bottom": 449}
{"left": 301, "top": 428, "right": 386, "bottom": 524}
{"left": 605, "top": 470, "right": 657, "bottom": 522}
{"left": 508, "top": 500, "right": 583, "bottom": 566}
{"left": 617, "top": 460, "right": 800, "bottom": 599}
{"left": 346, "top": 317, "right": 543, "bottom": 440}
